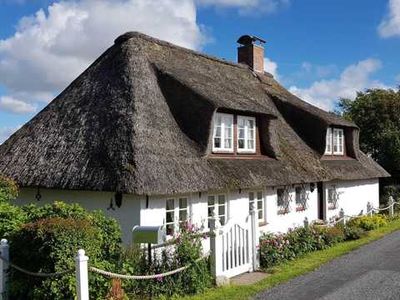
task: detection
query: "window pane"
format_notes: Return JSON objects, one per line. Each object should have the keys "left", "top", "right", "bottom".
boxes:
{"left": 208, "top": 196, "right": 215, "bottom": 206}
{"left": 166, "top": 211, "right": 174, "bottom": 223}
{"left": 257, "top": 191, "right": 262, "bottom": 200}
{"left": 214, "top": 138, "right": 221, "bottom": 148}
{"left": 166, "top": 224, "right": 174, "bottom": 236}
{"left": 224, "top": 138, "right": 232, "bottom": 149}
{"left": 249, "top": 129, "right": 254, "bottom": 140}
{"left": 249, "top": 192, "right": 254, "bottom": 201}
{"left": 238, "top": 139, "right": 245, "bottom": 149}
{"left": 179, "top": 210, "right": 187, "bottom": 221}
{"left": 208, "top": 207, "right": 214, "bottom": 217}
{"left": 218, "top": 195, "right": 225, "bottom": 205}
{"left": 166, "top": 199, "right": 174, "bottom": 211}
{"left": 247, "top": 119, "right": 254, "bottom": 129}
{"left": 219, "top": 204, "right": 225, "bottom": 216}
{"left": 277, "top": 189, "right": 284, "bottom": 206}
{"left": 179, "top": 198, "right": 187, "bottom": 208}
{"left": 257, "top": 200, "right": 262, "bottom": 210}
{"left": 248, "top": 140, "right": 254, "bottom": 150}
{"left": 214, "top": 126, "right": 221, "bottom": 137}
{"left": 258, "top": 210, "right": 263, "bottom": 220}
{"left": 238, "top": 128, "right": 245, "bottom": 139}
{"left": 216, "top": 115, "right": 222, "bottom": 126}
{"left": 220, "top": 216, "right": 225, "bottom": 225}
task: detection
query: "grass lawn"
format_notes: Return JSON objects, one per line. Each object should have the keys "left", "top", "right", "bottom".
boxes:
{"left": 182, "top": 218, "right": 400, "bottom": 300}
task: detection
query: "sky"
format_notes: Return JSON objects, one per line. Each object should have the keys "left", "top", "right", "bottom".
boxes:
{"left": 0, "top": 0, "right": 399, "bottom": 143}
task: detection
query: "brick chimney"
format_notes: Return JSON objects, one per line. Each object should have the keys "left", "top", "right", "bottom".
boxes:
{"left": 237, "top": 35, "right": 266, "bottom": 73}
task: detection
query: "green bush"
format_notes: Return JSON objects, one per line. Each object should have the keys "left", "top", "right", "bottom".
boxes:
{"left": 0, "top": 175, "right": 18, "bottom": 202}
{"left": 0, "top": 201, "right": 27, "bottom": 238}
{"left": 8, "top": 202, "right": 122, "bottom": 300}
{"left": 121, "top": 222, "right": 212, "bottom": 298}
{"left": 347, "top": 215, "right": 388, "bottom": 231}
{"left": 344, "top": 226, "right": 367, "bottom": 240}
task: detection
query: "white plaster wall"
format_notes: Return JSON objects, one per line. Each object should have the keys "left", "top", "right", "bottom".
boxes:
{"left": 324, "top": 178, "right": 379, "bottom": 221}
{"left": 263, "top": 185, "right": 319, "bottom": 234}
{"left": 16, "top": 188, "right": 141, "bottom": 244}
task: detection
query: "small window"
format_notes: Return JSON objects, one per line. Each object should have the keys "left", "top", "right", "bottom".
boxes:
{"left": 208, "top": 195, "right": 226, "bottom": 227}
{"left": 325, "top": 127, "right": 344, "bottom": 155}
{"left": 333, "top": 128, "right": 344, "bottom": 155}
{"left": 295, "top": 187, "right": 302, "bottom": 205}
{"left": 277, "top": 188, "right": 285, "bottom": 208}
{"left": 165, "top": 197, "right": 189, "bottom": 236}
{"left": 237, "top": 116, "right": 256, "bottom": 153}
{"left": 249, "top": 191, "right": 264, "bottom": 224}
{"left": 327, "top": 188, "right": 338, "bottom": 210}
{"left": 295, "top": 186, "right": 307, "bottom": 211}
{"left": 213, "top": 113, "right": 234, "bottom": 152}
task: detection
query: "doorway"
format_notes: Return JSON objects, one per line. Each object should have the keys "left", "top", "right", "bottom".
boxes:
{"left": 317, "top": 182, "right": 324, "bottom": 220}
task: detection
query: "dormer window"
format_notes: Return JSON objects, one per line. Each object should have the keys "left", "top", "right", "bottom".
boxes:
{"left": 213, "top": 113, "right": 234, "bottom": 152}
{"left": 325, "top": 127, "right": 344, "bottom": 155}
{"left": 212, "top": 112, "right": 258, "bottom": 154}
{"left": 237, "top": 116, "right": 256, "bottom": 153}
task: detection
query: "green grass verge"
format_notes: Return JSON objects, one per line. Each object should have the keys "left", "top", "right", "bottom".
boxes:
{"left": 182, "top": 218, "right": 400, "bottom": 300}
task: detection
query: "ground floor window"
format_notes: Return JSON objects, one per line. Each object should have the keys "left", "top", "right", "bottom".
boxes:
{"left": 327, "top": 187, "right": 338, "bottom": 210}
{"left": 295, "top": 186, "right": 308, "bottom": 211}
{"left": 165, "top": 197, "right": 188, "bottom": 236}
{"left": 249, "top": 191, "right": 265, "bottom": 224}
{"left": 208, "top": 194, "right": 226, "bottom": 227}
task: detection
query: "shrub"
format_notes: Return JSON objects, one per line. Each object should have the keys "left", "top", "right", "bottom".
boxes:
{"left": 344, "top": 226, "right": 367, "bottom": 240}
{"left": 0, "top": 201, "right": 27, "bottom": 238}
{"left": 347, "top": 215, "right": 388, "bottom": 231}
{"left": 0, "top": 175, "right": 18, "bottom": 202}
{"left": 317, "top": 225, "right": 345, "bottom": 245}
{"left": 8, "top": 202, "right": 122, "bottom": 300}
{"left": 121, "top": 222, "right": 212, "bottom": 298}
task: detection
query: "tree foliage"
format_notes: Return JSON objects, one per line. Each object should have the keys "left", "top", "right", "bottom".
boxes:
{"left": 338, "top": 88, "right": 400, "bottom": 176}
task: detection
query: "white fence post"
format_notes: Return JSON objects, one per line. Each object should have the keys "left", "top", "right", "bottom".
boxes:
{"left": 339, "top": 208, "right": 345, "bottom": 226}
{"left": 210, "top": 209, "right": 223, "bottom": 284}
{"left": 75, "top": 249, "right": 89, "bottom": 300}
{"left": 389, "top": 196, "right": 394, "bottom": 217}
{"left": 250, "top": 203, "right": 259, "bottom": 271}
{"left": 367, "top": 202, "right": 372, "bottom": 216}
{"left": 0, "top": 239, "right": 9, "bottom": 300}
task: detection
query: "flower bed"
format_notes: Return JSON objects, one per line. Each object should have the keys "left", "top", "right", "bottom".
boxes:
{"left": 259, "top": 214, "right": 389, "bottom": 269}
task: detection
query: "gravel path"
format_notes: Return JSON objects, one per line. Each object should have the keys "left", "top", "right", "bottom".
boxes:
{"left": 254, "top": 230, "right": 400, "bottom": 300}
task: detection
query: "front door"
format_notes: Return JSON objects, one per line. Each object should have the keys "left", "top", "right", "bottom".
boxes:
{"left": 317, "top": 182, "right": 324, "bottom": 220}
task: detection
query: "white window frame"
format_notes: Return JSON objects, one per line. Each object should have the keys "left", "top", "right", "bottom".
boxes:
{"left": 207, "top": 194, "right": 227, "bottom": 228}
{"left": 325, "top": 128, "right": 332, "bottom": 154}
{"left": 237, "top": 115, "right": 256, "bottom": 153}
{"left": 212, "top": 113, "right": 234, "bottom": 153}
{"left": 165, "top": 197, "right": 189, "bottom": 236}
{"left": 333, "top": 128, "right": 344, "bottom": 155}
{"left": 249, "top": 191, "right": 265, "bottom": 224}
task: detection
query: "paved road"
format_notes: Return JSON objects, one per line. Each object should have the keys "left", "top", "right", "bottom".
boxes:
{"left": 254, "top": 230, "right": 400, "bottom": 300}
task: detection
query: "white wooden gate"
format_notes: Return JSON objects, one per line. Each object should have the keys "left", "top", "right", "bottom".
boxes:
{"left": 210, "top": 205, "right": 259, "bottom": 279}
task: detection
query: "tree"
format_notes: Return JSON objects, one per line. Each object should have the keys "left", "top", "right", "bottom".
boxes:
{"left": 338, "top": 88, "right": 400, "bottom": 177}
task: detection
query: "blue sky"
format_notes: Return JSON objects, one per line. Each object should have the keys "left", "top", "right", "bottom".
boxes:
{"left": 0, "top": 0, "right": 399, "bottom": 143}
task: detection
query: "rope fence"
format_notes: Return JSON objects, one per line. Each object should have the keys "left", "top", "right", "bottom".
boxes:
{"left": 0, "top": 254, "right": 73, "bottom": 277}
{"left": 89, "top": 252, "right": 210, "bottom": 280}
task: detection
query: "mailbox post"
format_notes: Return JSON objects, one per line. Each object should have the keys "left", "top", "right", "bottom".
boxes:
{"left": 132, "top": 226, "right": 166, "bottom": 264}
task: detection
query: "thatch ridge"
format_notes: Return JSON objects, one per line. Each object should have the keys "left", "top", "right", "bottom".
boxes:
{"left": 0, "top": 32, "right": 389, "bottom": 195}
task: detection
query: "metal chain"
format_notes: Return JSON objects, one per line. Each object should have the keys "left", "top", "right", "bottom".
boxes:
{"left": 89, "top": 252, "right": 209, "bottom": 280}
{"left": 0, "top": 255, "right": 73, "bottom": 277}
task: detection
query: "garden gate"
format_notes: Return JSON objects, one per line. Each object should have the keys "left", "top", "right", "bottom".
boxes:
{"left": 210, "top": 204, "right": 259, "bottom": 279}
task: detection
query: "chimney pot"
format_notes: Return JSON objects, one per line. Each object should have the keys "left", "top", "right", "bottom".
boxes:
{"left": 237, "top": 35, "right": 265, "bottom": 73}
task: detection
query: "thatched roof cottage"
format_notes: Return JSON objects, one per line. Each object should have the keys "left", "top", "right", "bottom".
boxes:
{"left": 0, "top": 32, "right": 389, "bottom": 248}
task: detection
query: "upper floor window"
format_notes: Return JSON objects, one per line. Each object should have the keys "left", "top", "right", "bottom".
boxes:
{"left": 238, "top": 116, "right": 256, "bottom": 153}
{"left": 325, "top": 127, "right": 344, "bottom": 155}
{"left": 213, "top": 113, "right": 234, "bottom": 152}
{"left": 212, "top": 112, "right": 257, "bottom": 154}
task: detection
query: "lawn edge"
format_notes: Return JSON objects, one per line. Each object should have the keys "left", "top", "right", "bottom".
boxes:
{"left": 181, "top": 218, "right": 400, "bottom": 300}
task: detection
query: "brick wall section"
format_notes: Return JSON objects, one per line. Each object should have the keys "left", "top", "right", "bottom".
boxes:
{"left": 238, "top": 44, "right": 264, "bottom": 73}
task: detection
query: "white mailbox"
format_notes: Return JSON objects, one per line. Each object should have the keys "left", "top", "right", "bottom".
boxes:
{"left": 132, "top": 225, "right": 165, "bottom": 245}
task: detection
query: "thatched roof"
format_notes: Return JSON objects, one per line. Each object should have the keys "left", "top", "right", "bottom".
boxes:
{"left": 0, "top": 32, "right": 389, "bottom": 195}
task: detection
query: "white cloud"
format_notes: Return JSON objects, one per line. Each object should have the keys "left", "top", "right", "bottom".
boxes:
{"left": 0, "top": 96, "right": 37, "bottom": 114}
{"left": 396, "top": 73, "right": 400, "bottom": 83}
{"left": 264, "top": 57, "right": 279, "bottom": 79}
{"left": 196, "top": 0, "right": 289, "bottom": 14}
{"left": 0, "top": 125, "right": 21, "bottom": 145}
{"left": 378, "top": 0, "right": 400, "bottom": 38}
{"left": 289, "top": 59, "right": 386, "bottom": 111}
{"left": 0, "top": 0, "right": 205, "bottom": 114}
